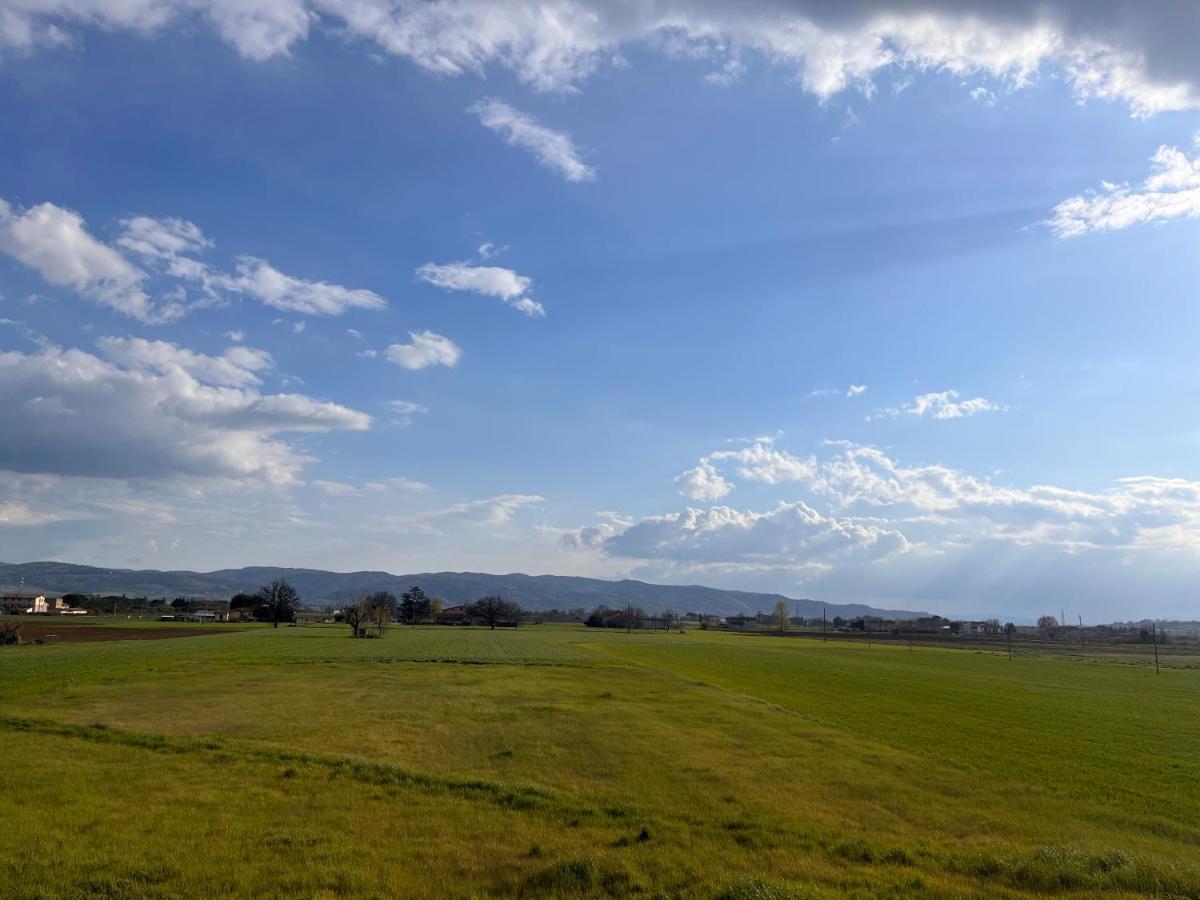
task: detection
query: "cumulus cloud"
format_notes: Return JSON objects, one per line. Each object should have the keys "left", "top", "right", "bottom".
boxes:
{"left": 810, "top": 443, "right": 1200, "bottom": 555}
{"left": 710, "top": 440, "right": 817, "bottom": 484}
{"left": 0, "top": 201, "right": 389, "bottom": 321}
{"left": 469, "top": 98, "right": 595, "bottom": 182}
{"left": 118, "top": 216, "right": 212, "bottom": 260}
{"left": 5, "top": 3, "right": 1200, "bottom": 115}
{"left": 417, "top": 260, "right": 545, "bottom": 317}
{"left": 873, "top": 389, "right": 1003, "bottom": 420}
{"left": 97, "top": 336, "right": 273, "bottom": 387}
{"left": 604, "top": 501, "right": 908, "bottom": 575}
{"left": 0, "top": 198, "right": 168, "bottom": 322}
{"left": 676, "top": 439, "right": 816, "bottom": 501}
{"left": 1048, "top": 132, "right": 1200, "bottom": 237}
{"left": 227, "top": 256, "right": 387, "bottom": 315}
{"left": 571, "top": 439, "right": 1200, "bottom": 600}
{"left": 675, "top": 461, "right": 733, "bottom": 501}
{"left": 385, "top": 330, "right": 461, "bottom": 370}
{"left": 0, "top": 339, "right": 369, "bottom": 485}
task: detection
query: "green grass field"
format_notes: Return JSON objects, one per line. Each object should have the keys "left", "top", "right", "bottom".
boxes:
{"left": 1, "top": 622, "right": 1197, "bottom": 898}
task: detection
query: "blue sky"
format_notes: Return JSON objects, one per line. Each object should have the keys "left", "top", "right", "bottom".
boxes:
{"left": 3, "top": 1, "right": 1200, "bottom": 621}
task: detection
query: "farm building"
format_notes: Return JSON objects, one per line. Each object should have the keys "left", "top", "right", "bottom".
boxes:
{"left": 0, "top": 589, "right": 84, "bottom": 615}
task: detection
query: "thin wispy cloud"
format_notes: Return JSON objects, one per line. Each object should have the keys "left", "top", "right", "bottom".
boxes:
{"left": 469, "top": 99, "right": 595, "bottom": 182}
{"left": 872, "top": 390, "right": 1004, "bottom": 421}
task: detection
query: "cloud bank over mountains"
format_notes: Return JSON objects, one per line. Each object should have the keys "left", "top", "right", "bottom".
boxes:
{"left": 565, "top": 438, "right": 1200, "bottom": 614}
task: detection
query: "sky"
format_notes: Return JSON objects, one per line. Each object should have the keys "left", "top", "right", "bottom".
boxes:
{"left": 2, "top": 1, "right": 1200, "bottom": 621}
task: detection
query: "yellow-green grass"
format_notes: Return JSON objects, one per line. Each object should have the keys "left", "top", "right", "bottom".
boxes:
{"left": 1, "top": 624, "right": 1197, "bottom": 898}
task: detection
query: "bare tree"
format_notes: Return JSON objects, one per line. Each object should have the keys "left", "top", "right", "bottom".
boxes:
{"left": 255, "top": 579, "right": 299, "bottom": 628}
{"left": 661, "top": 608, "right": 678, "bottom": 632}
{"left": 368, "top": 592, "right": 395, "bottom": 636}
{"left": 341, "top": 598, "right": 371, "bottom": 638}
{"left": 1037, "top": 615, "right": 1058, "bottom": 636}
{"left": 772, "top": 600, "right": 790, "bottom": 633}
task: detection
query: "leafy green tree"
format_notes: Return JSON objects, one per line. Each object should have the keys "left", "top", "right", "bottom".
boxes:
{"left": 466, "top": 596, "right": 522, "bottom": 630}
{"left": 400, "top": 586, "right": 426, "bottom": 624}
{"left": 229, "top": 593, "right": 257, "bottom": 610}
{"left": 772, "top": 600, "right": 790, "bottom": 632}
{"left": 254, "top": 579, "right": 299, "bottom": 628}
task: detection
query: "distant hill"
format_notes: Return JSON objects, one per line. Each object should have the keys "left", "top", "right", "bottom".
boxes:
{"left": 0, "top": 560, "right": 927, "bottom": 619}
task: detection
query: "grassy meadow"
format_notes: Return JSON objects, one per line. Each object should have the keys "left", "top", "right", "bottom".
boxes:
{"left": 1, "top": 622, "right": 1198, "bottom": 898}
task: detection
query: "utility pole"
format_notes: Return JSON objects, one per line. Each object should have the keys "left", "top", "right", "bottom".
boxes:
{"left": 1151, "top": 622, "right": 1160, "bottom": 674}
{"left": 626, "top": 602, "right": 632, "bottom": 635}
{"left": 822, "top": 606, "right": 827, "bottom": 643}
{"left": 1078, "top": 614, "right": 1085, "bottom": 650}
{"left": 1006, "top": 624, "right": 1013, "bottom": 662}
{"left": 866, "top": 620, "right": 871, "bottom": 648}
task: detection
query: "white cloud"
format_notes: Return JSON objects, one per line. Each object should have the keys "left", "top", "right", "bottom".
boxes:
{"left": 0, "top": 199, "right": 389, "bottom": 321}
{"left": 810, "top": 384, "right": 868, "bottom": 398}
{"left": 969, "top": 86, "right": 997, "bottom": 107}
{"left": 675, "top": 461, "right": 733, "bottom": 501}
{"left": 0, "top": 500, "right": 60, "bottom": 526}
{"left": 675, "top": 439, "right": 815, "bottom": 500}
{"left": 0, "top": 339, "right": 369, "bottom": 485}
{"left": 385, "top": 330, "right": 461, "bottom": 370}
{"left": 386, "top": 399, "right": 429, "bottom": 426}
{"left": 6, "top": 3, "right": 1200, "bottom": 116}
{"left": 710, "top": 440, "right": 817, "bottom": 485}
{"left": 226, "top": 330, "right": 245, "bottom": 342}
{"left": 810, "top": 443, "right": 1200, "bottom": 555}
{"left": 417, "top": 260, "right": 545, "bottom": 317}
{"left": 569, "top": 440, "right": 1200, "bottom": 607}
{"left": 369, "top": 493, "right": 544, "bottom": 534}
{"left": 604, "top": 500, "right": 908, "bottom": 575}
{"left": 97, "top": 336, "right": 273, "bottom": 387}
{"left": 1048, "top": 133, "right": 1200, "bottom": 237}
{"left": 469, "top": 98, "right": 595, "bottom": 182}
{"left": 874, "top": 389, "right": 1003, "bottom": 420}
{"left": 0, "top": 198, "right": 168, "bottom": 322}
{"left": 118, "top": 215, "right": 211, "bottom": 260}
{"left": 228, "top": 256, "right": 387, "bottom": 315}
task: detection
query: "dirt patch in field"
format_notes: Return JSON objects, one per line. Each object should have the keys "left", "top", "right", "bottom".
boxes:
{"left": 6, "top": 622, "right": 235, "bottom": 643}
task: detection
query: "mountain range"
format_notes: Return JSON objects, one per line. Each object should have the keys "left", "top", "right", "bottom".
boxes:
{"left": 0, "top": 560, "right": 927, "bottom": 619}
